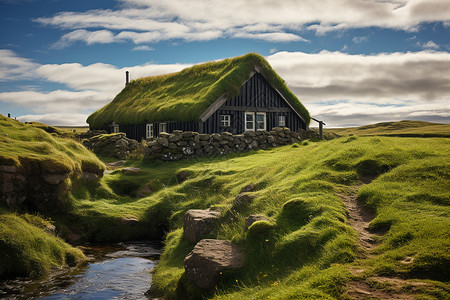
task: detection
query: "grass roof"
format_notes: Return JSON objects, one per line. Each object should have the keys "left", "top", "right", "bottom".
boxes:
{"left": 87, "top": 53, "right": 310, "bottom": 129}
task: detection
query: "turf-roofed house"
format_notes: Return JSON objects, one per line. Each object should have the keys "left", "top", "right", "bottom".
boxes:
{"left": 87, "top": 53, "right": 310, "bottom": 140}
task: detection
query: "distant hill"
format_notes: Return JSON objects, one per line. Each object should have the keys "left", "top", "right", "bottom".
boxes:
{"left": 326, "top": 120, "right": 450, "bottom": 137}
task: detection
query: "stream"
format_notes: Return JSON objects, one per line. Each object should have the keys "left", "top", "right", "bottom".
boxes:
{"left": 0, "top": 241, "right": 161, "bottom": 300}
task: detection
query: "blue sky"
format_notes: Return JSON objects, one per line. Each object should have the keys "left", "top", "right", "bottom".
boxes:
{"left": 0, "top": 0, "right": 449, "bottom": 127}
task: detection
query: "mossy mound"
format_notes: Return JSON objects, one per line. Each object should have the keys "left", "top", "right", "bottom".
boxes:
{"left": 0, "top": 211, "right": 86, "bottom": 279}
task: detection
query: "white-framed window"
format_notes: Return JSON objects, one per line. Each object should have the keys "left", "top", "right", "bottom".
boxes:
{"left": 245, "top": 112, "right": 254, "bottom": 131}
{"left": 278, "top": 115, "right": 286, "bottom": 127}
{"left": 146, "top": 123, "right": 153, "bottom": 139}
{"left": 113, "top": 124, "right": 119, "bottom": 133}
{"left": 256, "top": 112, "right": 266, "bottom": 131}
{"left": 220, "top": 115, "right": 230, "bottom": 127}
{"left": 159, "top": 123, "right": 167, "bottom": 133}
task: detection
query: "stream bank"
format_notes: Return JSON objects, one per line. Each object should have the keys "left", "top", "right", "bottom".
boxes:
{"left": 0, "top": 241, "right": 161, "bottom": 299}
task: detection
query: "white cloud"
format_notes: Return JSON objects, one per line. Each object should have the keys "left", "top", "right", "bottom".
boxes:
{"left": 1, "top": 49, "right": 449, "bottom": 127}
{"left": 419, "top": 40, "right": 440, "bottom": 49}
{"left": 0, "top": 49, "right": 191, "bottom": 125}
{"left": 34, "top": 0, "right": 450, "bottom": 46}
{"left": 0, "top": 49, "right": 39, "bottom": 81}
{"left": 56, "top": 29, "right": 116, "bottom": 48}
{"left": 132, "top": 45, "right": 154, "bottom": 51}
{"left": 18, "top": 113, "right": 90, "bottom": 127}
{"left": 267, "top": 50, "right": 450, "bottom": 103}
{"left": 233, "top": 32, "right": 307, "bottom": 42}
{"left": 0, "top": 90, "right": 109, "bottom": 113}
{"left": 352, "top": 36, "right": 368, "bottom": 44}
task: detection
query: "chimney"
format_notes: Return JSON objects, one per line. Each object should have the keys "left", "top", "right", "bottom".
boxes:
{"left": 125, "top": 71, "right": 129, "bottom": 85}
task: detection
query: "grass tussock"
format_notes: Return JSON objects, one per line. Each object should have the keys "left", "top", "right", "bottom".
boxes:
{"left": 87, "top": 53, "right": 310, "bottom": 128}
{"left": 0, "top": 210, "right": 85, "bottom": 279}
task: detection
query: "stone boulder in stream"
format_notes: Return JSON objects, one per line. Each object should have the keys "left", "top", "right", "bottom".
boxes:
{"left": 184, "top": 239, "right": 244, "bottom": 289}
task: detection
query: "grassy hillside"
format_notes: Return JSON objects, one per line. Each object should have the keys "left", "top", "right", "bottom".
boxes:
{"left": 326, "top": 120, "right": 450, "bottom": 137}
{"left": 0, "top": 115, "right": 103, "bottom": 174}
{"left": 67, "top": 136, "right": 449, "bottom": 299}
{"left": 0, "top": 115, "right": 104, "bottom": 278}
{"left": 87, "top": 53, "right": 310, "bottom": 128}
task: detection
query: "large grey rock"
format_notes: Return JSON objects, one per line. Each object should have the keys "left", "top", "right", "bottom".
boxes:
{"left": 107, "top": 160, "right": 126, "bottom": 167}
{"left": 0, "top": 165, "right": 17, "bottom": 173}
{"left": 240, "top": 184, "right": 256, "bottom": 193}
{"left": 184, "top": 239, "right": 244, "bottom": 289}
{"left": 43, "top": 173, "right": 69, "bottom": 185}
{"left": 121, "top": 167, "right": 141, "bottom": 174}
{"left": 156, "top": 137, "right": 169, "bottom": 147}
{"left": 244, "top": 214, "right": 270, "bottom": 231}
{"left": 232, "top": 193, "right": 256, "bottom": 209}
{"left": 183, "top": 209, "right": 221, "bottom": 244}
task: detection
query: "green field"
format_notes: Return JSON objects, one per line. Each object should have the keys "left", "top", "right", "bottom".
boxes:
{"left": 1, "top": 117, "right": 449, "bottom": 299}
{"left": 325, "top": 120, "right": 450, "bottom": 137}
{"left": 66, "top": 135, "right": 449, "bottom": 299}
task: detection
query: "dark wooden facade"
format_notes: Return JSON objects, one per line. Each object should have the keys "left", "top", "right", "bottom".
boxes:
{"left": 103, "top": 73, "right": 306, "bottom": 140}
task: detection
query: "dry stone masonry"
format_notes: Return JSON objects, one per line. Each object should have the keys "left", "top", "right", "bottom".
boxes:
{"left": 82, "top": 133, "right": 140, "bottom": 159}
{"left": 145, "top": 128, "right": 319, "bottom": 161}
{"left": 0, "top": 164, "right": 102, "bottom": 211}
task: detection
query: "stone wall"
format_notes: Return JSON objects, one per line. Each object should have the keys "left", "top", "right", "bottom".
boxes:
{"left": 145, "top": 128, "right": 319, "bottom": 161}
{"left": 82, "top": 133, "right": 140, "bottom": 159}
{"left": 0, "top": 165, "right": 103, "bottom": 211}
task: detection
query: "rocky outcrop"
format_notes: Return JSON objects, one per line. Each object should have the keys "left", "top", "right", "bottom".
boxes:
{"left": 244, "top": 214, "right": 270, "bottom": 231}
{"left": 82, "top": 133, "right": 140, "bottom": 159}
{"left": 0, "top": 164, "right": 103, "bottom": 211}
{"left": 145, "top": 127, "right": 306, "bottom": 161}
{"left": 121, "top": 167, "right": 141, "bottom": 174}
{"left": 184, "top": 239, "right": 244, "bottom": 289}
{"left": 240, "top": 184, "right": 256, "bottom": 193}
{"left": 183, "top": 209, "right": 221, "bottom": 244}
{"left": 232, "top": 193, "right": 256, "bottom": 209}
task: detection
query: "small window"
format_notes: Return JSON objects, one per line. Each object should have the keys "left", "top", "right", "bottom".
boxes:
{"left": 159, "top": 123, "right": 167, "bottom": 133}
{"left": 146, "top": 123, "right": 153, "bottom": 139}
{"left": 113, "top": 124, "right": 119, "bottom": 133}
{"left": 278, "top": 115, "right": 286, "bottom": 127}
{"left": 245, "top": 112, "right": 254, "bottom": 131}
{"left": 256, "top": 112, "right": 266, "bottom": 131}
{"left": 220, "top": 115, "right": 230, "bottom": 127}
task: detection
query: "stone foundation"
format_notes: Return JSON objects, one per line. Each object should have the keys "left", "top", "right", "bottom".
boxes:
{"left": 145, "top": 128, "right": 318, "bottom": 161}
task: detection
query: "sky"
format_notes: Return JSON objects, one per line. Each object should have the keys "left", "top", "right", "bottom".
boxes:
{"left": 0, "top": 0, "right": 449, "bottom": 128}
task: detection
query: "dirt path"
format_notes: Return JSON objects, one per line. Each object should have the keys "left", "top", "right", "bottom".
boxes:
{"left": 341, "top": 184, "right": 379, "bottom": 252}
{"left": 340, "top": 181, "right": 436, "bottom": 299}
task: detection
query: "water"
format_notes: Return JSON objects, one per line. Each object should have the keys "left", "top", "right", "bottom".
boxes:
{"left": 0, "top": 241, "right": 161, "bottom": 300}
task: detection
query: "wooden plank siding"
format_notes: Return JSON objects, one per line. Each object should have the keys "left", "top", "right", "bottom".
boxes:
{"left": 203, "top": 73, "right": 306, "bottom": 134}
{"left": 105, "top": 72, "right": 305, "bottom": 140}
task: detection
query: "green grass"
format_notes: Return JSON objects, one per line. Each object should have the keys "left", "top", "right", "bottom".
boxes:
{"left": 87, "top": 53, "right": 310, "bottom": 128}
{"left": 0, "top": 209, "right": 86, "bottom": 279}
{"left": 326, "top": 120, "right": 450, "bottom": 137}
{"left": 0, "top": 115, "right": 103, "bottom": 279}
{"left": 65, "top": 136, "right": 449, "bottom": 299}
{"left": 0, "top": 114, "right": 104, "bottom": 174}
{"left": 2, "top": 115, "right": 448, "bottom": 298}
